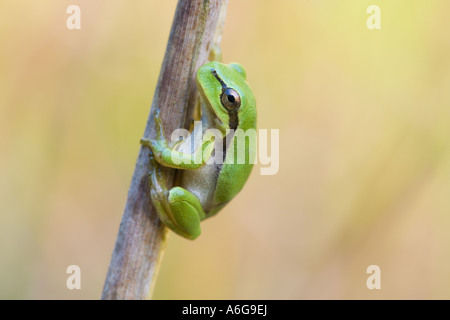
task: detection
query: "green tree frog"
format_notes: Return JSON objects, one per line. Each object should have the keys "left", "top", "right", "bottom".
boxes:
{"left": 141, "top": 61, "right": 256, "bottom": 239}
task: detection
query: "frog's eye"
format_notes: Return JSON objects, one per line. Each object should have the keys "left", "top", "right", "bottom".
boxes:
{"left": 221, "top": 88, "right": 241, "bottom": 109}
{"left": 211, "top": 69, "right": 242, "bottom": 110}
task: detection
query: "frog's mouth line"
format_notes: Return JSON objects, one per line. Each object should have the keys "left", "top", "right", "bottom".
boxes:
{"left": 214, "top": 117, "right": 223, "bottom": 128}
{"left": 213, "top": 108, "right": 237, "bottom": 133}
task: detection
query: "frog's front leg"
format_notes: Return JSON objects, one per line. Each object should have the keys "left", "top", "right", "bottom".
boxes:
{"left": 140, "top": 108, "right": 215, "bottom": 170}
{"left": 147, "top": 152, "right": 206, "bottom": 240}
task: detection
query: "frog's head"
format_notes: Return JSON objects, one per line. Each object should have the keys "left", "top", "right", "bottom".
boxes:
{"left": 196, "top": 61, "right": 256, "bottom": 135}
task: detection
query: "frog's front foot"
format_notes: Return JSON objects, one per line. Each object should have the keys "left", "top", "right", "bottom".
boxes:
{"left": 140, "top": 137, "right": 152, "bottom": 147}
{"left": 152, "top": 108, "right": 167, "bottom": 141}
{"left": 209, "top": 44, "right": 222, "bottom": 62}
{"left": 140, "top": 108, "right": 164, "bottom": 149}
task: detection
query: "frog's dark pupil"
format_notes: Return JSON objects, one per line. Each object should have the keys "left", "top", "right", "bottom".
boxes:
{"left": 228, "top": 95, "right": 235, "bottom": 103}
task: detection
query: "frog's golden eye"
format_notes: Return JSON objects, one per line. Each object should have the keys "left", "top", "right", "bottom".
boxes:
{"left": 211, "top": 69, "right": 241, "bottom": 110}
{"left": 221, "top": 88, "right": 241, "bottom": 109}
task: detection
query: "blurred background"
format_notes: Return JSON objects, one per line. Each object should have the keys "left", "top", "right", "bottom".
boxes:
{"left": 1, "top": 0, "right": 450, "bottom": 299}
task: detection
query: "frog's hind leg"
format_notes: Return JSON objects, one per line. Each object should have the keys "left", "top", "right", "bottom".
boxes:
{"left": 147, "top": 152, "right": 206, "bottom": 240}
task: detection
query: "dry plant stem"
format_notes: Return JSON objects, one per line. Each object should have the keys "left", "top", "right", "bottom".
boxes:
{"left": 101, "top": 0, "right": 229, "bottom": 300}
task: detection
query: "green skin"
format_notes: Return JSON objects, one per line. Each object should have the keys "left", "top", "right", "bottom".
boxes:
{"left": 141, "top": 61, "right": 256, "bottom": 239}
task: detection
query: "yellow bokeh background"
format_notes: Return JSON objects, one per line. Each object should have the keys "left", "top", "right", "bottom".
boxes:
{"left": 1, "top": 0, "right": 450, "bottom": 299}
